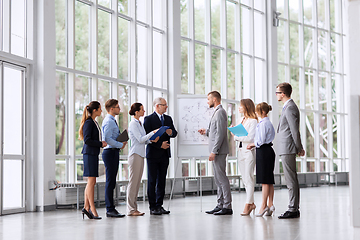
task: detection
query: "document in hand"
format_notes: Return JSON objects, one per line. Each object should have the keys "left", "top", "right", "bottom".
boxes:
{"left": 150, "top": 126, "right": 170, "bottom": 140}
{"left": 117, "top": 129, "right": 129, "bottom": 142}
{"left": 228, "top": 124, "right": 248, "bottom": 137}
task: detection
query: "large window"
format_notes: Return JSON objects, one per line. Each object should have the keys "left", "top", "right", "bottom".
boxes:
{"left": 55, "top": 0, "right": 168, "bottom": 182}
{"left": 277, "top": 0, "right": 346, "bottom": 173}
{"left": 180, "top": 0, "right": 267, "bottom": 176}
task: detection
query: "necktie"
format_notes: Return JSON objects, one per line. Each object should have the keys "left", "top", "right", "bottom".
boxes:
{"left": 160, "top": 115, "right": 164, "bottom": 126}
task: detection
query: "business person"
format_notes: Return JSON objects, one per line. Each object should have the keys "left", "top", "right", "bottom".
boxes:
{"left": 127, "top": 103, "right": 159, "bottom": 216}
{"left": 233, "top": 99, "right": 258, "bottom": 216}
{"left": 248, "top": 102, "right": 276, "bottom": 217}
{"left": 102, "top": 99, "right": 128, "bottom": 218}
{"left": 143, "top": 97, "right": 178, "bottom": 215}
{"left": 276, "top": 83, "right": 305, "bottom": 219}
{"left": 78, "top": 101, "right": 107, "bottom": 220}
{"left": 199, "top": 91, "right": 232, "bottom": 215}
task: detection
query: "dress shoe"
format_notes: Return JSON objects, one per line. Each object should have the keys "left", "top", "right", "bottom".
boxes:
{"left": 205, "top": 207, "right": 222, "bottom": 214}
{"left": 106, "top": 209, "right": 125, "bottom": 218}
{"left": 255, "top": 206, "right": 269, "bottom": 217}
{"left": 128, "top": 211, "right": 145, "bottom": 216}
{"left": 278, "top": 210, "right": 300, "bottom": 219}
{"left": 241, "top": 204, "right": 256, "bottom": 216}
{"left": 89, "top": 209, "right": 102, "bottom": 220}
{"left": 150, "top": 209, "right": 162, "bottom": 215}
{"left": 265, "top": 206, "right": 275, "bottom": 216}
{"left": 159, "top": 207, "right": 170, "bottom": 214}
{"left": 213, "top": 208, "right": 233, "bottom": 215}
{"left": 82, "top": 208, "right": 93, "bottom": 219}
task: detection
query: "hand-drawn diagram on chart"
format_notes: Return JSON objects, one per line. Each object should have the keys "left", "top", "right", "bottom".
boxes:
{"left": 178, "top": 98, "right": 214, "bottom": 145}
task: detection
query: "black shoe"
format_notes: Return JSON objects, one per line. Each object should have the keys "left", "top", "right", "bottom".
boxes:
{"left": 82, "top": 208, "right": 93, "bottom": 219}
{"left": 205, "top": 207, "right": 222, "bottom": 214}
{"left": 213, "top": 208, "right": 233, "bottom": 215}
{"left": 278, "top": 210, "right": 300, "bottom": 219}
{"left": 159, "top": 207, "right": 170, "bottom": 214}
{"left": 106, "top": 209, "right": 125, "bottom": 218}
{"left": 89, "top": 209, "right": 102, "bottom": 220}
{"left": 150, "top": 209, "right": 162, "bottom": 215}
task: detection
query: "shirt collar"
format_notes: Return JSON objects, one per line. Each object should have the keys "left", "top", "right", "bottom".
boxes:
{"left": 259, "top": 116, "right": 269, "bottom": 123}
{"left": 155, "top": 111, "right": 163, "bottom": 119}
{"left": 106, "top": 114, "right": 116, "bottom": 121}
{"left": 283, "top": 99, "right": 292, "bottom": 108}
{"left": 214, "top": 104, "right": 222, "bottom": 111}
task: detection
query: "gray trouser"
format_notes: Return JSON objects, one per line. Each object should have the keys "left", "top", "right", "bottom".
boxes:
{"left": 281, "top": 154, "right": 300, "bottom": 212}
{"left": 127, "top": 154, "right": 144, "bottom": 214}
{"left": 212, "top": 154, "right": 232, "bottom": 209}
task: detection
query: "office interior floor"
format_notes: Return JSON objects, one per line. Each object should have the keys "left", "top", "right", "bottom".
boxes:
{"left": 0, "top": 185, "right": 359, "bottom": 240}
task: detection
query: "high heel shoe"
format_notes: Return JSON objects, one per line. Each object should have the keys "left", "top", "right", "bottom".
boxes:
{"left": 256, "top": 206, "right": 270, "bottom": 217}
{"left": 89, "top": 209, "right": 102, "bottom": 220}
{"left": 82, "top": 208, "right": 93, "bottom": 219}
{"left": 240, "top": 204, "right": 256, "bottom": 216}
{"left": 265, "top": 206, "right": 275, "bottom": 216}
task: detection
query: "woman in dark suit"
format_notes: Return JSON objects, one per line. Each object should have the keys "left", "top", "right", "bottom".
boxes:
{"left": 78, "top": 101, "right": 107, "bottom": 220}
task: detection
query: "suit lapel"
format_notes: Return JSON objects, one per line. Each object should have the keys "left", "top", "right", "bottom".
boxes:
{"left": 209, "top": 105, "right": 220, "bottom": 128}
{"left": 277, "top": 99, "right": 294, "bottom": 132}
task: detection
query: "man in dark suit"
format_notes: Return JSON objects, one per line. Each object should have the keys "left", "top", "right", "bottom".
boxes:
{"left": 144, "top": 97, "right": 178, "bottom": 215}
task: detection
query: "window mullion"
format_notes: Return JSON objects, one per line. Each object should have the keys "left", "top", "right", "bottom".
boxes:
{"left": 188, "top": 0, "right": 195, "bottom": 94}
{"left": 204, "top": 0, "right": 211, "bottom": 93}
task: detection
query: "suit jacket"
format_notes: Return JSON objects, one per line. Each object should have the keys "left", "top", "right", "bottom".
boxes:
{"left": 81, "top": 118, "right": 102, "bottom": 155}
{"left": 206, "top": 105, "right": 229, "bottom": 155}
{"left": 277, "top": 99, "right": 303, "bottom": 155}
{"left": 144, "top": 112, "right": 178, "bottom": 159}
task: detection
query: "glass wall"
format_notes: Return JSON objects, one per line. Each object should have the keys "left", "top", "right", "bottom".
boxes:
{"left": 277, "top": 0, "right": 346, "bottom": 173}
{"left": 55, "top": 0, "right": 167, "bottom": 182}
{"left": 180, "top": 0, "right": 267, "bottom": 176}
{"left": 54, "top": 0, "right": 347, "bottom": 182}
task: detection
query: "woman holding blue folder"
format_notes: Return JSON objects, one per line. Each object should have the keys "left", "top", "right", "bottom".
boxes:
{"left": 127, "top": 103, "right": 159, "bottom": 216}
{"left": 233, "top": 99, "right": 258, "bottom": 215}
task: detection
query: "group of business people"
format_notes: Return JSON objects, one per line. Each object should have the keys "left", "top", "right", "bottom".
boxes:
{"left": 78, "top": 82, "right": 304, "bottom": 220}
{"left": 199, "top": 82, "right": 304, "bottom": 219}
{"left": 78, "top": 97, "right": 177, "bottom": 219}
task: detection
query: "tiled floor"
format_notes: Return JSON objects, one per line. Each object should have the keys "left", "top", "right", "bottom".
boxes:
{"left": 0, "top": 185, "right": 359, "bottom": 240}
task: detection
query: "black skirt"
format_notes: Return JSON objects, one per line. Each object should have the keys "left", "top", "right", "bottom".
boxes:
{"left": 83, "top": 154, "right": 99, "bottom": 177}
{"left": 256, "top": 143, "right": 275, "bottom": 184}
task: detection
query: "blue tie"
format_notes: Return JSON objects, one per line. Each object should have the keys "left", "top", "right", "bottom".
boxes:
{"left": 160, "top": 115, "right": 164, "bottom": 126}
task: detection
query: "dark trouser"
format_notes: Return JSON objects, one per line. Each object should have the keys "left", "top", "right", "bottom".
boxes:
{"left": 147, "top": 155, "right": 169, "bottom": 210}
{"left": 102, "top": 149, "right": 120, "bottom": 212}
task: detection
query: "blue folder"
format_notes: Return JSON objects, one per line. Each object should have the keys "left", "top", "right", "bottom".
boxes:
{"left": 150, "top": 126, "right": 170, "bottom": 140}
{"left": 228, "top": 124, "right": 248, "bottom": 137}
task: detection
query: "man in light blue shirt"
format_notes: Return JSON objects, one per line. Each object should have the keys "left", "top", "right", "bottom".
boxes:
{"left": 102, "top": 99, "right": 127, "bottom": 218}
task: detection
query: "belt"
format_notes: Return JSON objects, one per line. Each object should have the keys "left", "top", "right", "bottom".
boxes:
{"left": 104, "top": 148, "right": 120, "bottom": 151}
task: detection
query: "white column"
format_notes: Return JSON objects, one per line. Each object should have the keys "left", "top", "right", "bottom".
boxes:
{"left": 168, "top": 0, "right": 181, "bottom": 178}
{"left": 34, "top": 0, "right": 56, "bottom": 211}
{"left": 267, "top": 0, "right": 280, "bottom": 174}
{"left": 345, "top": 0, "right": 360, "bottom": 228}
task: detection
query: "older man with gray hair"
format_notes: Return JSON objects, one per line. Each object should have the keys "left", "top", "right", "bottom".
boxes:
{"left": 143, "top": 97, "right": 178, "bottom": 215}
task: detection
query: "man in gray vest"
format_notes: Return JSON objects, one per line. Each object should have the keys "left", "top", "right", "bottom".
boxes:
{"left": 276, "top": 82, "right": 305, "bottom": 219}
{"left": 198, "top": 91, "right": 232, "bottom": 215}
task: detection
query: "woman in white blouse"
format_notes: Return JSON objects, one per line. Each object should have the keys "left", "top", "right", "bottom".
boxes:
{"left": 234, "top": 99, "right": 258, "bottom": 215}
{"left": 127, "top": 103, "right": 159, "bottom": 216}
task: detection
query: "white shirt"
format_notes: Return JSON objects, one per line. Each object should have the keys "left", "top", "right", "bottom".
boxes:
{"left": 234, "top": 117, "right": 257, "bottom": 150}
{"left": 128, "top": 118, "right": 155, "bottom": 158}
{"left": 254, "top": 117, "right": 275, "bottom": 148}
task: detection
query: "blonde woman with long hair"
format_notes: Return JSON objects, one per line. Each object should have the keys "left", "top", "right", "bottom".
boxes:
{"left": 234, "top": 99, "right": 258, "bottom": 215}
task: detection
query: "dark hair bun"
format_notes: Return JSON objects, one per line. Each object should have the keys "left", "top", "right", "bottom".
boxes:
{"left": 129, "top": 103, "right": 142, "bottom": 116}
